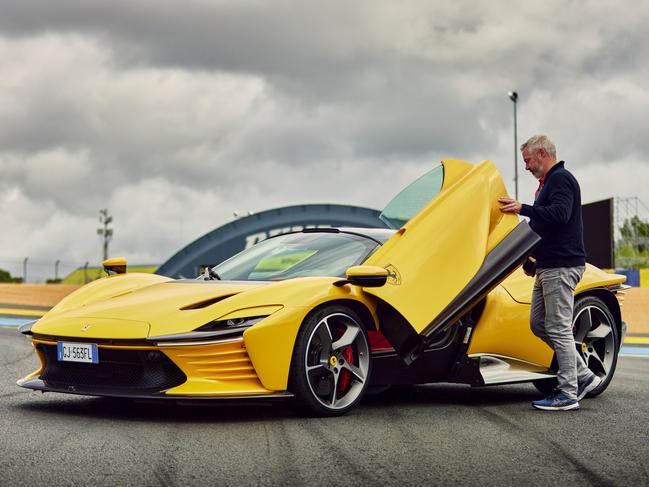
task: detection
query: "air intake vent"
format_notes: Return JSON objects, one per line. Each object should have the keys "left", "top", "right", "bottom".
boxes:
{"left": 180, "top": 294, "right": 236, "bottom": 310}
{"left": 38, "top": 344, "right": 186, "bottom": 392}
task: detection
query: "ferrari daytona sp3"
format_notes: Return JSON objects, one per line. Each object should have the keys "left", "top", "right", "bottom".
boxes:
{"left": 18, "top": 159, "right": 627, "bottom": 415}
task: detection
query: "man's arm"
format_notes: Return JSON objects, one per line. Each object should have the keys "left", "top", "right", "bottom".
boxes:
{"left": 519, "top": 175, "right": 574, "bottom": 224}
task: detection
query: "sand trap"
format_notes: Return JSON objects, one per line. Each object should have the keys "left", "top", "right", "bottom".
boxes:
{"left": 0, "top": 284, "right": 81, "bottom": 308}
{"left": 622, "top": 287, "right": 649, "bottom": 335}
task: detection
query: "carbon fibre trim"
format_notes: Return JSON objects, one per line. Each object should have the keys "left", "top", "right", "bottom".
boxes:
{"left": 16, "top": 377, "right": 293, "bottom": 401}
{"left": 471, "top": 354, "right": 556, "bottom": 385}
{"left": 16, "top": 378, "right": 293, "bottom": 403}
{"left": 37, "top": 344, "right": 187, "bottom": 392}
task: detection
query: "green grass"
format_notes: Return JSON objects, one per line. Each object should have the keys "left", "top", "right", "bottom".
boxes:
{"left": 616, "top": 244, "right": 649, "bottom": 268}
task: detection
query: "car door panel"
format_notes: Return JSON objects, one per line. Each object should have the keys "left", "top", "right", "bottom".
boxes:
{"left": 363, "top": 160, "right": 540, "bottom": 362}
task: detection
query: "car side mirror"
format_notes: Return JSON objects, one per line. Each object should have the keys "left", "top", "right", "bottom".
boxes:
{"left": 333, "top": 265, "right": 388, "bottom": 288}
{"left": 103, "top": 257, "right": 127, "bottom": 276}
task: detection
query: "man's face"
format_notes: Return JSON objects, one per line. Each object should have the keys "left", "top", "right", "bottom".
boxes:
{"left": 522, "top": 147, "right": 544, "bottom": 180}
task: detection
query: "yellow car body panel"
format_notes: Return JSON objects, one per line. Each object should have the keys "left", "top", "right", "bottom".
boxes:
{"left": 241, "top": 278, "right": 378, "bottom": 391}
{"left": 33, "top": 316, "right": 151, "bottom": 340}
{"left": 22, "top": 343, "right": 46, "bottom": 381}
{"left": 33, "top": 280, "right": 267, "bottom": 338}
{"left": 467, "top": 286, "right": 554, "bottom": 367}
{"left": 162, "top": 339, "right": 273, "bottom": 396}
{"left": 363, "top": 159, "right": 518, "bottom": 334}
{"left": 500, "top": 264, "right": 626, "bottom": 304}
{"left": 49, "top": 273, "right": 171, "bottom": 316}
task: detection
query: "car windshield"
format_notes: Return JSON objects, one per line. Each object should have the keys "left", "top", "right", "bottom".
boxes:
{"left": 210, "top": 232, "right": 380, "bottom": 281}
{"left": 379, "top": 164, "right": 444, "bottom": 229}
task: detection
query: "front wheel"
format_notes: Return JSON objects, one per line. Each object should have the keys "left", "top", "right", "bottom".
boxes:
{"left": 533, "top": 295, "right": 619, "bottom": 397}
{"left": 289, "top": 306, "right": 371, "bottom": 416}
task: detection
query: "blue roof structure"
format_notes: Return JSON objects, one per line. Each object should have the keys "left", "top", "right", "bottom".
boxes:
{"left": 156, "top": 204, "right": 384, "bottom": 279}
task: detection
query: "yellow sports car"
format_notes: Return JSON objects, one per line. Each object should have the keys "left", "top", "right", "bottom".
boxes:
{"left": 18, "top": 159, "right": 627, "bottom": 415}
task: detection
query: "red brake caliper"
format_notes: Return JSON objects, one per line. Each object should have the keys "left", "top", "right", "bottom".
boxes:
{"left": 338, "top": 345, "right": 355, "bottom": 392}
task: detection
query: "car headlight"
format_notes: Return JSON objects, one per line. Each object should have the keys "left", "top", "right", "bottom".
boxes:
{"left": 194, "top": 316, "right": 267, "bottom": 332}
{"left": 148, "top": 305, "right": 283, "bottom": 345}
{"left": 148, "top": 316, "right": 270, "bottom": 345}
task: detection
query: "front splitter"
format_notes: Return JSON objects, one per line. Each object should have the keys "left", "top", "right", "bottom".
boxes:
{"left": 17, "top": 377, "right": 293, "bottom": 402}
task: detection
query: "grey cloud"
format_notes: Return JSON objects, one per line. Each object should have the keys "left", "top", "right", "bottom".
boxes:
{"left": 2, "top": 2, "right": 645, "bottom": 161}
{"left": 1, "top": 0, "right": 649, "bottom": 282}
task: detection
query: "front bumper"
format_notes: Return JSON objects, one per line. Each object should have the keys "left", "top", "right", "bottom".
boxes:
{"left": 19, "top": 335, "right": 285, "bottom": 400}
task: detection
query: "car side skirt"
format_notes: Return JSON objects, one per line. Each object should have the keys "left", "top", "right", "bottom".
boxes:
{"left": 470, "top": 354, "right": 556, "bottom": 385}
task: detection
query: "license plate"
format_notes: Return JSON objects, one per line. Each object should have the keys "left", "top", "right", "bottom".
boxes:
{"left": 57, "top": 342, "right": 99, "bottom": 364}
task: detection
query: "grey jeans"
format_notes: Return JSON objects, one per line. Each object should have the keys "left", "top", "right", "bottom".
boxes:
{"left": 530, "top": 266, "right": 592, "bottom": 400}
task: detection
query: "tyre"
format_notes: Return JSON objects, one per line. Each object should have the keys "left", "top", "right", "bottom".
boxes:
{"left": 289, "top": 305, "right": 371, "bottom": 416}
{"left": 533, "top": 295, "right": 619, "bottom": 397}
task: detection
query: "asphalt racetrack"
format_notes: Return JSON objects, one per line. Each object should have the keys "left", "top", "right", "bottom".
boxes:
{"left": 1, "top": 328, "right": 648, "bottom": 486}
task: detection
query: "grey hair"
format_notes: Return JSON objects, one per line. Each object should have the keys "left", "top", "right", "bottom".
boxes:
{"left": 521, "top": 134, "right": 556, "bottom": 158}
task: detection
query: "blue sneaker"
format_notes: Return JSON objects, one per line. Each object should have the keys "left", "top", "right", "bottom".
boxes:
{"left": 577, "top": 375, "right": 602, "bottom": 401}
{"left": 532, "top": 390, "right": 579, "bottom": 411}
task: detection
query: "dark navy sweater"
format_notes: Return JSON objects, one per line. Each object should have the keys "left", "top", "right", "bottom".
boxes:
{"left": 520, "top": 161, "right": 586, "bottom": 268}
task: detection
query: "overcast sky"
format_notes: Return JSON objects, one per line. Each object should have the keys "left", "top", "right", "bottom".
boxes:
{"left": 1, "top": 0, "right": 648, "bottom": 281}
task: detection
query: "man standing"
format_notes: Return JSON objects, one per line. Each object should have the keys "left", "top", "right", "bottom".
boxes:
{"left": 499, "top": 134, "right": 600, "bottom": 411}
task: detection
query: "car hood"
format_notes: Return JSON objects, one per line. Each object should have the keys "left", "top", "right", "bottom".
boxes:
{"left": 31, "top": 280, "right": 272, "bottom": 340}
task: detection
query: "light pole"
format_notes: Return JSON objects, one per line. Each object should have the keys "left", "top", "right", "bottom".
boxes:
{"left": 55, "top": 259, "right": 60, "bottom": 282}
{"left": 508, "top": 91, "right": 519, "bottom": 200}
{"left": 97, "top": 209, "right": 114, "bottom": 261}
{"left": 23, "top": 257, "right": 28, "bottom": 284}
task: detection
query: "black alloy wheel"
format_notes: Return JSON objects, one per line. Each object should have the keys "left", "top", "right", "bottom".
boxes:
{"left": 289, "top": 305, "right": 371, "bottom": 416}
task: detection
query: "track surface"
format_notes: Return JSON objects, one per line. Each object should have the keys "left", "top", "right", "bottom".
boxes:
{"left": 1, "top": 328, "right": 648, "bottom": 486}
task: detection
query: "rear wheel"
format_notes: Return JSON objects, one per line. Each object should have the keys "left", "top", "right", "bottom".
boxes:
{"left": 533, "top": 295, "right": 619, "bottom": 396}
{"left": 289, "top": 305, "right": 371, "bottom": 416}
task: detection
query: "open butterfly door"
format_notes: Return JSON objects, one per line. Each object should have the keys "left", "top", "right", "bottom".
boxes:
{"left": 363, "top": 160, "right": 539, "bottom": 364}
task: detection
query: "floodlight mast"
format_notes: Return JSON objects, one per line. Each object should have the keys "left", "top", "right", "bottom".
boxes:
{"left": 508, "top": 91, "right": 519, "bottom": 200}
{"left": 97, "top": 209, "right": 114, "bottom": 261}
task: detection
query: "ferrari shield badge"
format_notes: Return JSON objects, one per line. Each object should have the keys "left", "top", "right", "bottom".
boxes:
{"left": 385, "top": 264, "right": 401, "bottom": 285}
